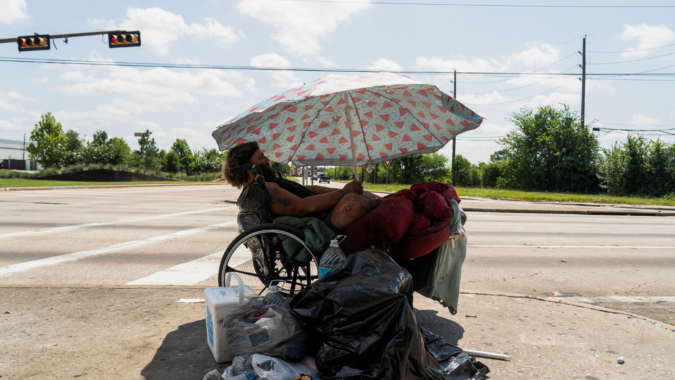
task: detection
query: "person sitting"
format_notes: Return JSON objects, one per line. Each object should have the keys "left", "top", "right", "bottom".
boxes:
{"left": 223, "top": 142, "right": 381, "bottom": 232}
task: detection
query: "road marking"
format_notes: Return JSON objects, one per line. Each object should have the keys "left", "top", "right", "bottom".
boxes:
{"left": 469, "top": 244, "right": 675, "bottom": 249}
{"left": 0, "top": 206, "right": 235, "bottom": 239}
{"left": 556, "top": 296, "right": 675, "bottom": 303}
{"left": 126, "top": 245, "right": 251, "bottom": 286}
{"left": 0, "top": 222, "right": 236, "bottom": 277}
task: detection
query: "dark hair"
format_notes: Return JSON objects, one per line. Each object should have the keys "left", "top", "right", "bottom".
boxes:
{"left": 223, "top": 141, "right": 259, "bottom": 189}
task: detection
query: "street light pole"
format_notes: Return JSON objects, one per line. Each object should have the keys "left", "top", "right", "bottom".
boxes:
{"left": 452, "top": 69, "right": 457, "bottom": 187}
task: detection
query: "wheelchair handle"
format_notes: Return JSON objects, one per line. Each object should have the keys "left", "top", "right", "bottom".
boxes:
{"left": 225, "top": 272, "right": 246, "bottom": 305}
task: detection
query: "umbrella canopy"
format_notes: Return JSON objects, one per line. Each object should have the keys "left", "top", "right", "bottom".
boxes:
{"left": 212, "top": 73, "right": 483, "bottom": 170}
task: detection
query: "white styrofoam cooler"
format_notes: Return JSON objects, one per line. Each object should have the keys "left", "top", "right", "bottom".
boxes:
{"left": 204, "top": 273, "right": 257, "bottom": 363}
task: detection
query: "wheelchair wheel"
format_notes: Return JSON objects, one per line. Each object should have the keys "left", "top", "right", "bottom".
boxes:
{"left": 218, "top": 223, "right": 320, "bottom": 297}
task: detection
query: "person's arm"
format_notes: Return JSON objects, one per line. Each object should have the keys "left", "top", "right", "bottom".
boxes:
{"left": 266, "top": 182, "right": 343, "bottom": 217}
{"left": 305, "top": 185, "right": 339, "bottom": 194}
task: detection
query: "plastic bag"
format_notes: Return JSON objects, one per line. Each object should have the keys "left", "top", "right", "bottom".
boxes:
{"left": 252, "top": 354, "right": 319, "bottom": 380}
{"left": 222, "top": 355, "right": 254, "bottom": 378}
{"left": 420, "top": 327, "right": 490, "bottom": 380}
{"left": 289, "top": 249, "right": 488, "bottom": 380}
{"left": 220, "top": 299, "right": 304, "bottom": 358}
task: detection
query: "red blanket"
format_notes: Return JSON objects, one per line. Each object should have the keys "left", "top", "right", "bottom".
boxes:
{"left": 342, "top": 182, "right": 460, "bottom": 258}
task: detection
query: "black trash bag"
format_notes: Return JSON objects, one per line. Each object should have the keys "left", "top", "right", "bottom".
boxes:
{"left": 236, "top": 169, "right": 274, "bottom": 278}
{"left": 289, "top": 249, "right": 489, "bottom": 380}
{"left": 420, "top": 327, "right": 490, "bottom": 380}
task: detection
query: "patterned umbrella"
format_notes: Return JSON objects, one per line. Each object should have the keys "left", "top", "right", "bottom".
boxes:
{"left": 212, "top": 73, "right": 483, "bottom": 178}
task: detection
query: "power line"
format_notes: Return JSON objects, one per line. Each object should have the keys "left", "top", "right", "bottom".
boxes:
{"left": 463, "top": 65, "right": 577, "bottom": 95}
{"left": 467, "top": 79, "right": 577, "bottom": 105}
{"left": 275, "top": 0, "right": 675, "bottom": 8}
{"left": 593, "top": 50, "right": 675, "bottom": 65}
{"left": 3, "top": 56, "right": 675, "bottom": 77}
{"left": 589, "top": 42, "right": 675, "bottom": 54}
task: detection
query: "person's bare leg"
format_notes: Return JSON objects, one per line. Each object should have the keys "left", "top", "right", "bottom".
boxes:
{"left": 362, "top": 191, "right": 381, "bottom": 200}
{"left": 330, "top": 194, "right": 380, "bottom": 231}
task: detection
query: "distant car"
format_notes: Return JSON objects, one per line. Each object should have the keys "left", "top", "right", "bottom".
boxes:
{"left": 318, "top": 173, "right": 330, "bottom": 184}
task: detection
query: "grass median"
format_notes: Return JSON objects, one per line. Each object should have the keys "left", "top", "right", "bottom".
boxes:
{"left": 327, "top": 179, "right": 675, "bottom": 207}
{"left": 0, "top": 178, "right": 226, "bottom": 187}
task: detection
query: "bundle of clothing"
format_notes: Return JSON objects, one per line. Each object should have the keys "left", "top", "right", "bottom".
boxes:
{"left": 342, "top": 181, "right": 461, "bottom": 259}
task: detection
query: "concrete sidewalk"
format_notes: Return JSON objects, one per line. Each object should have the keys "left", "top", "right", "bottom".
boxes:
{"left": 1, "top": 286, "right": 673, "bottom": 379}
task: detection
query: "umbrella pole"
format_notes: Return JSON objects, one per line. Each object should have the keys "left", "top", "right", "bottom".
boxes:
{"left": 344, "top": 93, "right": 358, "bottom": 181}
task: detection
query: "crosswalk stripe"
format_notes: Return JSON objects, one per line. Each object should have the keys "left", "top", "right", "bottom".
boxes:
{"left": 0, "top": 206, "right": 235, "bottom": 239}
{"left": 556, "top": 296, "right": 675, "bottom": 303}
{"left": 126, "top": 245, "right": 251, "bottom": 286}
{"left": 0, "top": 222, "right": 236, "bottom": 277}
{"left": 469, "top": 244, "right": 675, "bottom": 249}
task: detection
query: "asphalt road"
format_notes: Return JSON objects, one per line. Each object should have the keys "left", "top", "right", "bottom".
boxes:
{"left": 1, "top": 184, "right": 674, "bottom": 323}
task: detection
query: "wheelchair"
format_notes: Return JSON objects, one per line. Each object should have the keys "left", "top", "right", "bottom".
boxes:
{"left": 218, "top": 165, "right": 321, "bottom": 297}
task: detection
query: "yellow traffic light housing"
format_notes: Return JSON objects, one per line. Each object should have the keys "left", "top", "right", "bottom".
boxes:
{"left": 108, "top": 31, "right": 141, "bottom": 48}
{"left": 17, "top": 34, "right": 50, "bottom": 52}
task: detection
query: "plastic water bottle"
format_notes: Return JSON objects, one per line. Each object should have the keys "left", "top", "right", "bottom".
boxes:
{"left": 319, "top": 235, "right": 347, "bottom": 279}
{"left": 262, "top": 280, "right": 285, "bottom": 306}
{"left": 228, "top": 371, "right": 256, "bottom": 380}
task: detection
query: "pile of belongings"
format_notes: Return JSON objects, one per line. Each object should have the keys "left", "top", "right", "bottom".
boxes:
{"left": 289, "top": 249, "right": 488, "bottom": 380}
{"left": 342, "top": 181, "right": 461, "bottom": 259}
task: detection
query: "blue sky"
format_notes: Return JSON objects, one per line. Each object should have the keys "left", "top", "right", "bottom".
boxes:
{"left": 1, "top": 0, "right": 674, "bottom": 164}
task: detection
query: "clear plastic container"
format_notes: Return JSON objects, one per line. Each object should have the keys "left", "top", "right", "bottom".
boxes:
{"left": 319, "top": 235, "right": 347, "bottom": 279}
{"left": 262, "top": 280, "right": 286, "bottom": 306}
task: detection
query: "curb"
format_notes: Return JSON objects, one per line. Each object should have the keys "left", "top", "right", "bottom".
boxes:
{"left": 460, "top": 207, "right": 675, "bottom": 217}
{"left": 460, "top": 289, "right": 675, "bottom": 333}
{"left": 1, "top": 182, "right": 228, "bottom": 191}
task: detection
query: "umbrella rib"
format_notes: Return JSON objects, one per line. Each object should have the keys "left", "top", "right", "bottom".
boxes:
{"left": 289, "top": 93, "right": 339, "bottom": 164}
{"left": 348, "top": 92, "right": 373, "bottom": 164}
{"left": 366, "top": 89, "right": 446, "bottom": 147}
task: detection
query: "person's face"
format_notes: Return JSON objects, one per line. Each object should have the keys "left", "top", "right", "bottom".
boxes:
{"left": 249, "top": 148, "right": 277, "bottom": 181}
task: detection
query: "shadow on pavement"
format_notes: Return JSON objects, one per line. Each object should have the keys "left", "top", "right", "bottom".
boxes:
{"left": 141, "top": 319, "right": 225, "bottom": 380}
{"left": 414, "top": 308, "right": 465, "bottom": 346}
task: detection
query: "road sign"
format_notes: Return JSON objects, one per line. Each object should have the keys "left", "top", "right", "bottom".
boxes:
{"left": 134, "top": 132, "right": 144, "bottom": 137}
{"left": 385, "top": 160, "right": 391, "bottom": 167}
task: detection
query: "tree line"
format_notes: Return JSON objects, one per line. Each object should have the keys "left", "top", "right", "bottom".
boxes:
{"left": 325, "top": 105, "right": 675, "bottom": 199}
{"left": 26, "top": 113, "right": 225, "bottom": 175}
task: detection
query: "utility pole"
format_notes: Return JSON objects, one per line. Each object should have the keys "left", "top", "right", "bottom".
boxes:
{"left": 22, "top": 133, "right": 26, "bottom": 160}
{"left": 579, "top": 36, "right": 586, "bottom": 127}
{"left": 451, "top": 69, "right": 457, "bottom": 187}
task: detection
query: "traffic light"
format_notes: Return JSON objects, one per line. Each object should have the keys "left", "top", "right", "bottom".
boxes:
{"left": 17, "top": 34, "right": 50, "bottom": 52}
{"left": 108, "top": 31, "right": 141, "bottom": 48}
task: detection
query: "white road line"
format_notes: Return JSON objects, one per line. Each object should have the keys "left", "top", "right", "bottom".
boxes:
{"left": 557, "top": 296, "right": 675, "bottom": 303}
{"left": 0, "top": 222, "right": 237, "bottom": 277}
{"left": 469, "top": 244, "right": 675, "bottom": 249}
{"left": 0, "top": 206, "right": 235, "bottom": 239}
{"left": 126, "top": 245, "right": 251, "bottom": 286}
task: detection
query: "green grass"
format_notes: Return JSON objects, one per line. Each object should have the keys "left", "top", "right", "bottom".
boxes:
{"left": 0, "top": 178, "right": 226, "bottom": 187}
{"left": 331, "top": 180, "right": 675, "bottom": 207}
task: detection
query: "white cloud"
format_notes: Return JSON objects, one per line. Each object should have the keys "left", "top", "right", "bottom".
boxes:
{"left": 508, "top": 43, "right": 560, "bottom": 67}
{"left": 369, "top": 58, "right": 403, "bottom": 72}
{"left": 630, "top": 114, "right": 660, "bottom": 125}
{"left": 0, "top": 0, "right": 28, "bottom": 24}
{"left": 58, "top": 61, "right": 245, "bottom": 104}
{"left": 89, "top": 7, "right": 243, "bottom": 54}
{"left": 0, "top": 91, "right": 32, "bottom": 112}
{"left": 620, "top": 24, "right": 675, "bottom": 58}
{"left": 315, "top": 56, "right": 338, "bottom": 68}
{"left": 32, "top": 77, "right": 49, "bottom": 84}
{"left": 416, "top": 56, "right": 505, "bottom": 73}
{"left": 251, "top": 53, "right": 302, "bottom": 89}
{"left": 237, "top": 0, "right": 370, "bottom": 55}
